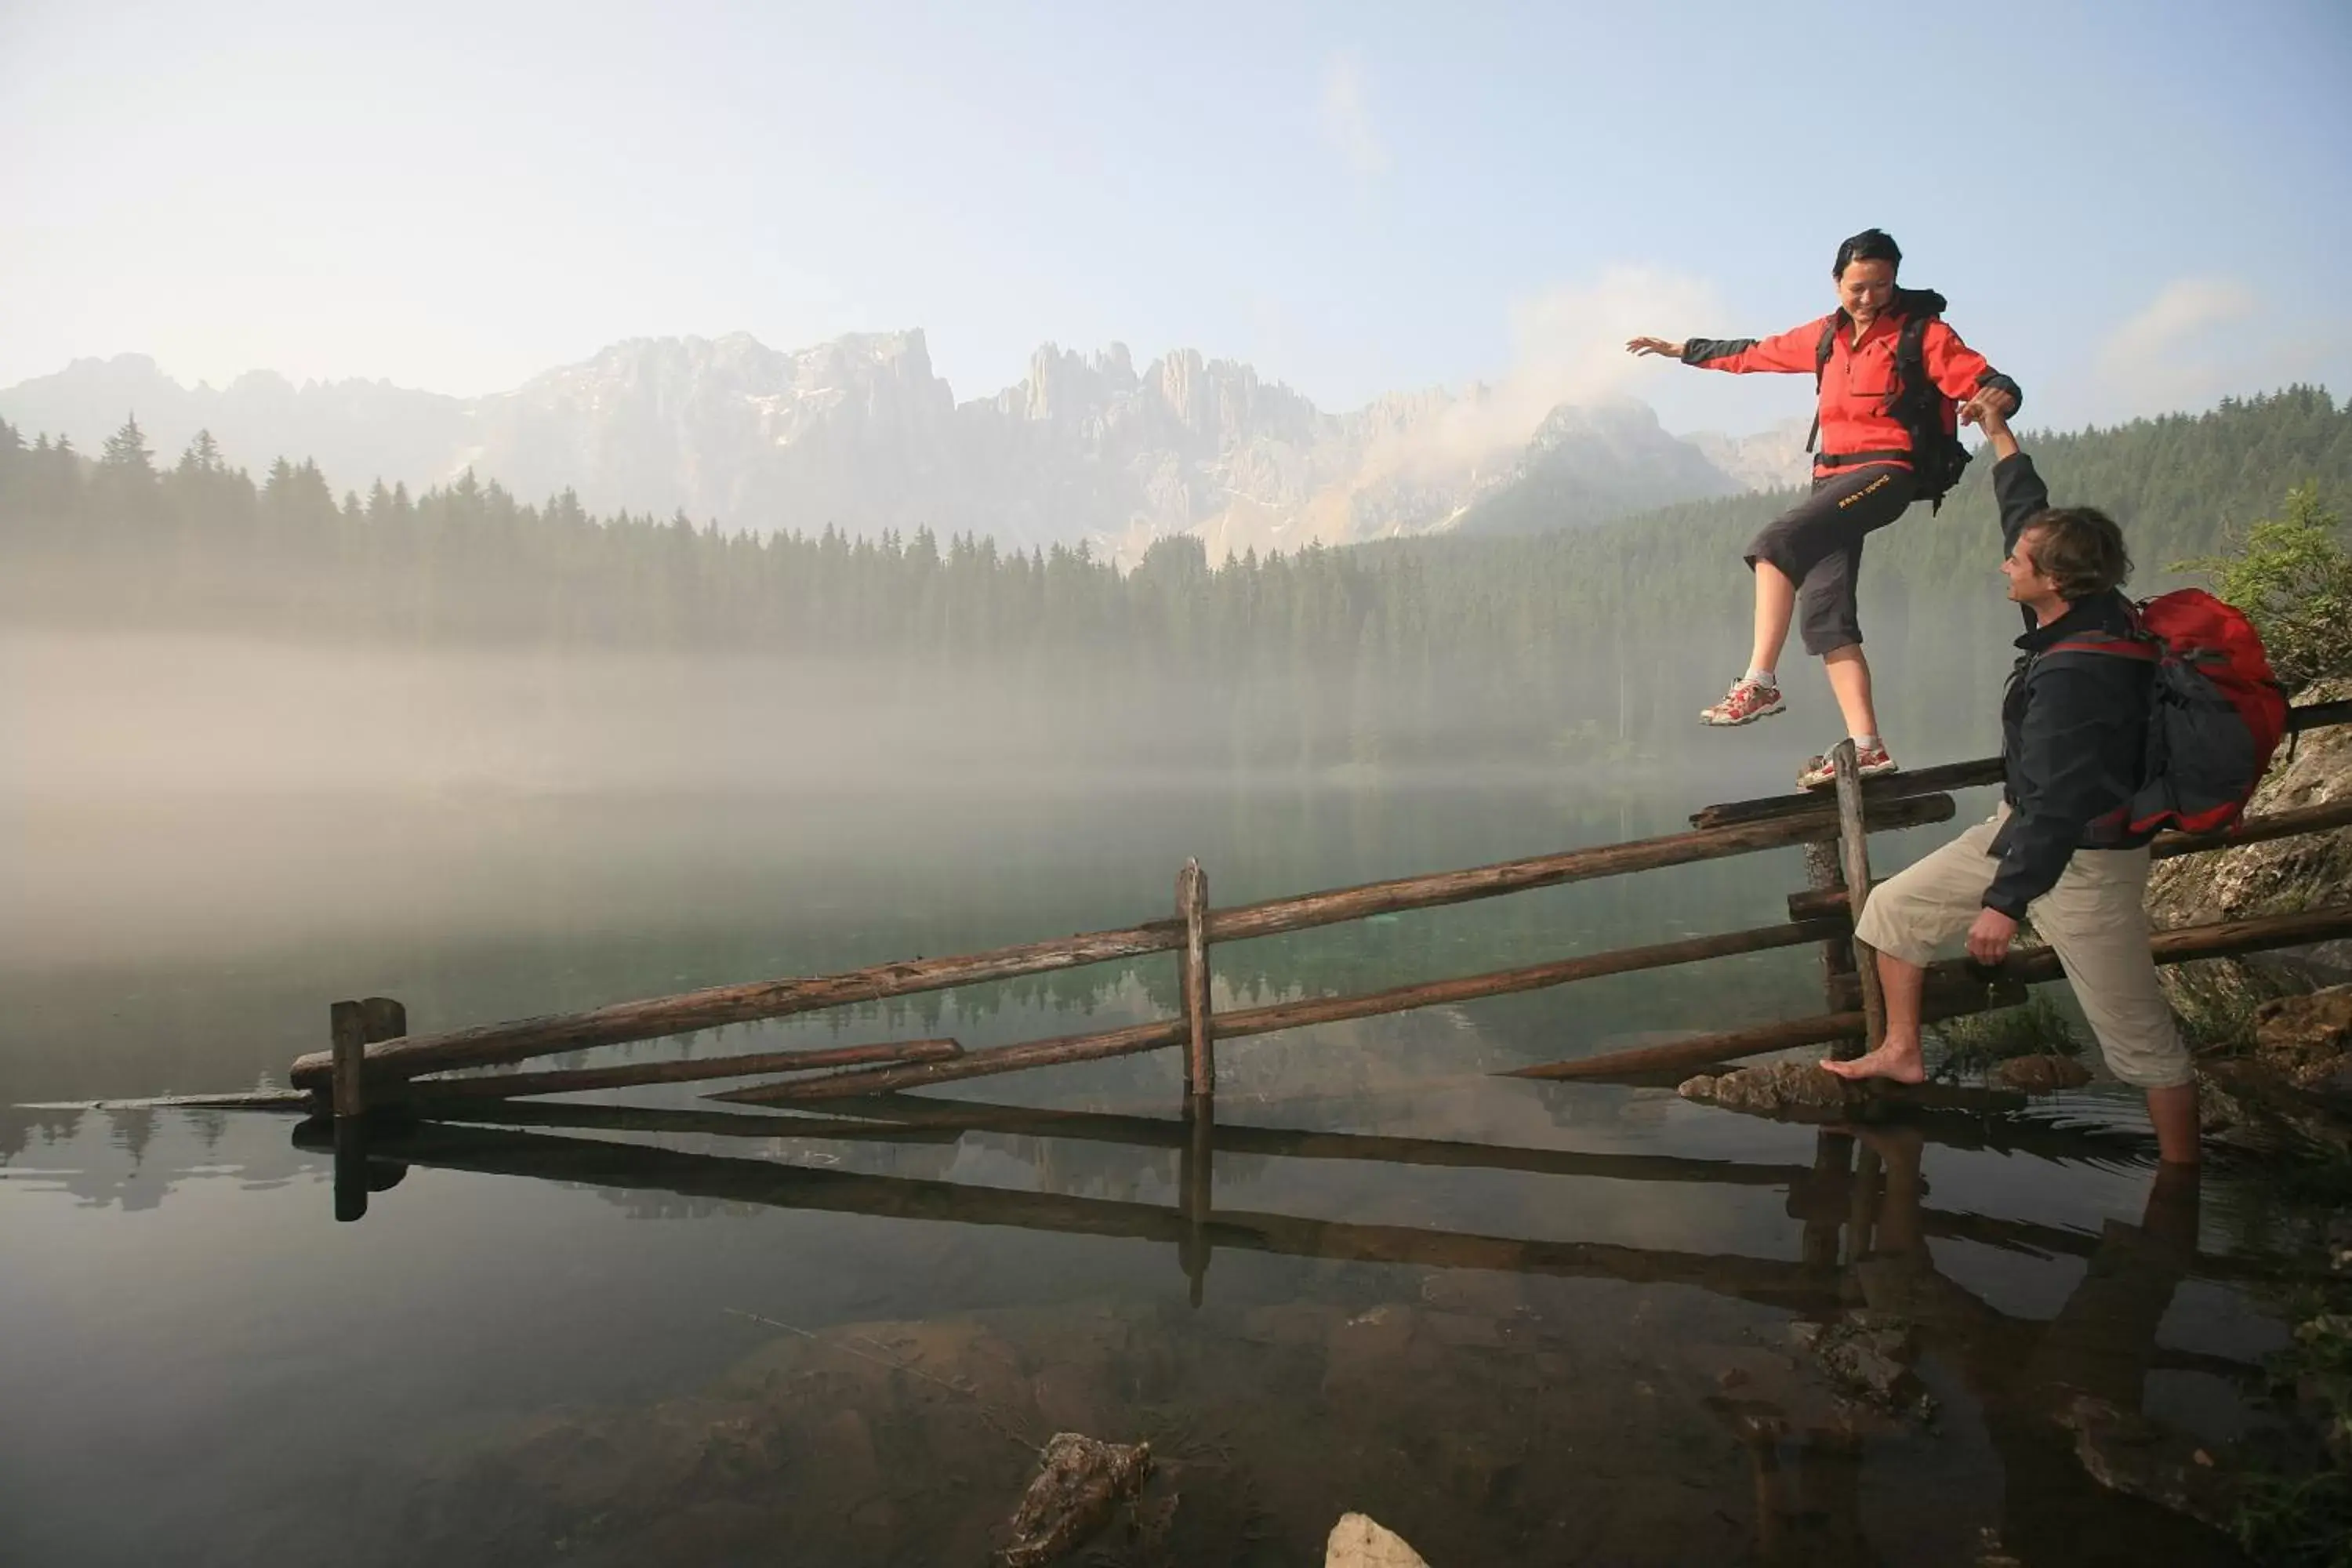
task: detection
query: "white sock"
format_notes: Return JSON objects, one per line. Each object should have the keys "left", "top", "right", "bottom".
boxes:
{"left": 1744, "top": 668, "right": 1775, "bottom": 688}
{"left": 1853, "top": 734, "right": 1881, "bottom": 752}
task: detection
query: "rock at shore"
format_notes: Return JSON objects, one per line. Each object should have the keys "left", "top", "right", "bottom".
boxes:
{"left": 1678, "top": 1061, "right": 2027, "bottom": 1121}
{"left": 1326, "top": 1512, "right": 1432, "bottom": 1567}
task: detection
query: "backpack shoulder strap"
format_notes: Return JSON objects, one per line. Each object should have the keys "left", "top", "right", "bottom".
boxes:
{"left": 1805, "top": 317, "right": 1837, "bottom": 454}
{"left": 1892, "top": 313, "right": 1938, "bottom": 412}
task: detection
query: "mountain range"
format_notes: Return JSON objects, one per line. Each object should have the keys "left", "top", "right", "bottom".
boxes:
{"left": 0, "top": 332, "right": 1812, "bottom": 561}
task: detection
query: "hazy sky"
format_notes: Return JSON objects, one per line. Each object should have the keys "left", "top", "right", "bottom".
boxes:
{"left": 4, "top": 0, "right": 2347, "bottom": 432}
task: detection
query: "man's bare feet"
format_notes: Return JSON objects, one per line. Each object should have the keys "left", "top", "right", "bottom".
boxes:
{"left": 1820, "top": 1041, "right": 1926, "bottom": 1083}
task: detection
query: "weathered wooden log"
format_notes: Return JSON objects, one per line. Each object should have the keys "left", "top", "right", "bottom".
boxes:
{"left": 709, "top": 1090, "right": 1822, "bottom": 1185}
{"left": 1178, "top": 858, "right": 1212, "bottom": 1098}
{"left": 712, "top": 916, "right": 1850, "bottom": 1104}
{"left": 1800, "top": 840, "right": 1857, "bottom": 996}
{"left": 1694, "top": 758, "right": 2005, "bottom": 829}
{"left": 289, "top": 921, "right": 1184, "bottom": 1091}
{"left": 13, "top": 1091, "right": 318, "bottom": 1113}
{"left": 1511, "top": 904, "right": 2352, "bottom": 1082}
{"left": 1831, "top": 740, "right": 1887, "bottom": 1057}
{"left": 1199, "top": 792, "right": 1956, "bottom": 945}
{"left": 1691, "top": 699, "right": 2352, "bottom": 831}
{"left": 1829, "top": 970, "right": 2026, "bottom": 1016}
{"left": 402, "top": 1038, "right": 964, "bottom": 1103}
{"left": 289, "top": 793, "right": 1958, "bottom": 1094}
{"left": 1784, "top": 796, "right": 2352, "bottom": 922}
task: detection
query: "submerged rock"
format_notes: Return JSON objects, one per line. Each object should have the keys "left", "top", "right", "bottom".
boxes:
{"left": 2060, "top": 1394, "right": 2240, "bottom": 1530}
{"left": 1679, "top": 1062, "right": 1854, "bottom": 1119}
{"left": 1678, "top": 1061, "right": 2024, "bottom": 1122}
{"left": 1790, "top": 1313, "right": 1934, "bottom": 1419}
{"left": 1000, "top": 1432, "right": 1152, "bottom": 1568}
{"left": 1993, "top": 1054, "right": 2093, "bottom": 1093}
{"left": 1325, "top": 1512, "right": 1431, "bottom": 1567}
{"left": 2253, "top": 985, "right": 2352, "bottom": 1091}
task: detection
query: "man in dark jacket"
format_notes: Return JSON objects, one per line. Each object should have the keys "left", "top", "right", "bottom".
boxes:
{"left": 1822, "top": 399, "right": 2198, "bottom": 1165}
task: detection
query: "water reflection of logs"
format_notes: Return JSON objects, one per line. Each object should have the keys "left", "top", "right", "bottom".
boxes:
{"left": 296, "top": 1117, "right": 1849, "bottom": 1312}
{"left": 310, "top": 1102, "right": 2294, "bottom": 1288}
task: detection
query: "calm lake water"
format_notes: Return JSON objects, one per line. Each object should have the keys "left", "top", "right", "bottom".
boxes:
{"left": 0, "top": 765, "right": 2297, "bottom": 1566}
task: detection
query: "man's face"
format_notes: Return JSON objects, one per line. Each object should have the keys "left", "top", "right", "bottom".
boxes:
{"left": 1838, "top": 259, "right": 1896, "bottom": 322}
{"left": 2004, "top": 527, "right": 2065, "bottom": 607}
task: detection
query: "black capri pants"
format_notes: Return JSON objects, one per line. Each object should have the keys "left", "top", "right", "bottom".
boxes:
{"left": 1744, "top": 463, "right": 1918, "bottom": 656}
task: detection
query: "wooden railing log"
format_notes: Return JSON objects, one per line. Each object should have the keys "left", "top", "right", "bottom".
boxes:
{"left": 289, "top": 794, "right": 1956, "bottom": 1092}
{"left": 402, "top": 1038, "right": 964, "bottom": 1104}
{"left": 713, "top": 917, "right": 1850, "bottom": 1104}
{"left": 1511, "top": 904, "right": 2352, "bottom": 1081}
{"left": 1693, "top": 699, "right": 2351, "bottom": 831}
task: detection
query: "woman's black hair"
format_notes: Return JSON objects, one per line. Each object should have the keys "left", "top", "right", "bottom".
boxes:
{"left": 1833, "top": 228, "right": 1902, "bottom": 278}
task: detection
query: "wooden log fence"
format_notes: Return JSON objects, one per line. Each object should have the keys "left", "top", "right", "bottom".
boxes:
{"left": 281, "top": 701, "right": 2350, "bottom": 1120}
{"left": 287, "top": 792, "right": 1958, "bottom": 1094}
{"left": 1513, "top": 906, "right": 2352, "bottom": 1082}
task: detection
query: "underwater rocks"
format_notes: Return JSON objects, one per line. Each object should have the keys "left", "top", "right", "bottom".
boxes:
{"left": 1789, "top": 1313, "right": 1936, "bottom": 1421}
{"left": 1000, "top": 1432, "right": 1153, "bottom": 1568}
{"left": 1992, "top": 1054, "right": 2093, "bottom": 1092}
{"left": 2253, "top": 984, "right": 2352, "bottom": 1093}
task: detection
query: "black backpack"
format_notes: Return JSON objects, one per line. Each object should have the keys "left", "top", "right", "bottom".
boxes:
{"left": 1807, "top": 286, "right": 1972, "bottom": 510}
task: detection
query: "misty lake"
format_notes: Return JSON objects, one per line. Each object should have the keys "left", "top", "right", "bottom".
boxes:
{"left": 0, "top": 648, "right": 2299, "bottom": 1566}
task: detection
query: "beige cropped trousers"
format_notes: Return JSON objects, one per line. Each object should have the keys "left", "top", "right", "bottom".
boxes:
{"left": 1853, "top": 808, "right": 2191, "bottom": 1088}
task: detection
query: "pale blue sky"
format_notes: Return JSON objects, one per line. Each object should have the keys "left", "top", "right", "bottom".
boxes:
{"left": 3, "top": 0, "right": 2347, "bottom": 433}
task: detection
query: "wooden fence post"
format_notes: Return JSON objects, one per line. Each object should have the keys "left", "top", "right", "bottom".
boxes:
{"left": 1830, "top": 741, "right": 1888, "bottom": 1056}
{"left": 328, "top": 996, "right": 408, "bottom": 1222}
{"left": 1177, "top": 858, "right": 1213, "bottom": 1100}
{"left": 330, "top": 1001, "right": 368, "bottom": 1222}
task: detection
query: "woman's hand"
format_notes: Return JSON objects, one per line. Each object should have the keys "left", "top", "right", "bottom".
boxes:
{"left": 1624, "top": 336, "right": 1686, "bottom": 359}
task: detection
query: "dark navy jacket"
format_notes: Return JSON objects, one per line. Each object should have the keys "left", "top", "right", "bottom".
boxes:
{"left": 1983, "top": 453, "right": 2154, "bottom": 918}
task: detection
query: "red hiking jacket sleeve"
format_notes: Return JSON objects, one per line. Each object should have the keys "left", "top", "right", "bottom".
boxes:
{"left": 1918, "top": 320, "right": 1998, "bottom": 401}
{"left": 1679, "top": 319, "right": 1823, "bottom": 375}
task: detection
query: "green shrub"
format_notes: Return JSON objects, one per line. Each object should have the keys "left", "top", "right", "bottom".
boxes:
{"left": 2177, "top": 484, "right": 2352, "bottom": 691}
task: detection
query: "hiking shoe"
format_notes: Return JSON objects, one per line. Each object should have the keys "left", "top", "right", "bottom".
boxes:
{"left": 1798, "top": 741, "right": 1900, "bottom": 789}
{"left": 1699, "top": 677, "right": 1784, "bottom": 727}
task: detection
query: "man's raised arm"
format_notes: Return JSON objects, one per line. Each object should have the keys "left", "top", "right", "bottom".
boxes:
{"left": 1966, "top": 396, "right": 2048, "bottom": 558}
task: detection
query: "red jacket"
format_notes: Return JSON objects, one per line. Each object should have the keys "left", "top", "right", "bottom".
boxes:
{"left": 1682, "top": 300, "right": 2016, "bottom": 475}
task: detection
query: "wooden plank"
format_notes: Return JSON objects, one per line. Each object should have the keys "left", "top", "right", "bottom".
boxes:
{"left": 288, "top": 919, "right": 1186, "bottom": 1091}
{"left": 289, "top": 793, "right": 1957, "bottom": 1092}
{"left": 1831, "top": 740, "right": 1886, "bottom": 1058}
{"left": 1784, "top": 795, "right": 2352, "bottom": 922}
{"left": 402, "top": 1038, "right": 964, "bottom": 1103}
{"left": 1511, "top": 903, "right": 2352, "bottom": 1081}
{"left": 1692, "top": 758, "right": 2004, "bottom": 829}
{"left": 713, "top": 917, "right": 1851, "bottom": 1104}
{"left": 1690, "top": 699, "right": 2352, "bottom": 831}
{"left": 1200, "top": 792, "right": 1957, "bottom": 946}
{"left": 1178, "top": 858, "right": 1212, "bottom": 1098}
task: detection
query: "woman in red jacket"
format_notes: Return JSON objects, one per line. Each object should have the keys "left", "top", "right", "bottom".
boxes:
{"left": 1628, "top": 228, "right": 2020, "bottom": 786}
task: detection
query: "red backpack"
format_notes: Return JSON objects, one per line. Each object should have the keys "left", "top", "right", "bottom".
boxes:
{"left": 2048, "top": 589, "right": 2288, "bottom": 835}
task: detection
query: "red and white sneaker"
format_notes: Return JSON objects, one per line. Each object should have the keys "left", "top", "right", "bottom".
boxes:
{"left": 1699, "top": 677, "right": 1784, "bottom": 727}
{"left": 1798, "top": 741, "right": 1900, "bottom": 789}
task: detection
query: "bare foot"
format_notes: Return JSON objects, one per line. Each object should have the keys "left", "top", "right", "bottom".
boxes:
{"left": 1820, "top": 1042, "right": 1926, "bottom": 1083}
